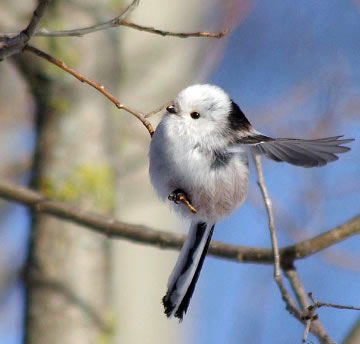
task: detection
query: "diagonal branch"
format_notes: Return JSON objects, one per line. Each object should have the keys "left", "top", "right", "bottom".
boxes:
{"left": 23, "top": 44, "right": 158, "bottom": 136}
{"left": 285, "top": 269, "right": 332, "bottom": 343}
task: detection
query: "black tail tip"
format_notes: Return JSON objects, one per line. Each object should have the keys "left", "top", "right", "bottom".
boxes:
{"left": 162, "top": 293, "right": 185, "bottom": 321}
{"left": 162, "top": 293, "right": 175, "bottom": 318}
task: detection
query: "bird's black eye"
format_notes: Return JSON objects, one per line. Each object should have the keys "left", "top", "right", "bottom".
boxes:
{"left": 190, "top": 111, "right": 200, "bottom": 119}
{"left": 166, "top": 105, "right": 177, "bottom": 114}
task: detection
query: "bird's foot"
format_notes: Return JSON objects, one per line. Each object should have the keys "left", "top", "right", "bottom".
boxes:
{"left": 168, "top": 189, "right": 188, "bottom": 204}
{"left": 168, "top": 189, "right": 197, "bottom": 214}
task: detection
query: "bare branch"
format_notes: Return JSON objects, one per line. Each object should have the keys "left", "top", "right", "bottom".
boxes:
{"left": 144, "top": 100, "right": 172, "bottom": 118}
{"left": 303, "top": 319, "right": 312, "bottom": 344}
{"left": 0, "top": 179, "right": 269, "bottom": 261}
{"left": 23, "top": 45, "right": 155, "bottom": 136}
{"left": 118, "top": 20, "right": 227, "bottom": 38}
{"left": 32, "top": 19, "right": 227, "bottom": 39}
{"left": 0, "top": 0, "right": 51, "bottom": 59}
{"left": 252, "top": 154, "right": 333, "bottom": 344}
{"left": 309, "top": 293, "right": 360, "bottom": 312}
{"left": 281, "top": 218, "right": 360, "bottom": 264}
{"left": 342, "top": 318, "right": 360, "bottom": 344}
{"left": 0, "top": 180, "right": 357, "bottom": 265}
{"left": 252, "top": 154, "right": 281, "bottom": 274}
{"left": 252, "top": 154, "right": 299, "bottom": 310}
{"left": 285, "top": 269, "right": 332, "bottom": 343}
{"left": 0, "top": 0, "right": 226, "bottom": 41}
{"left": 33, "top": 0, "right": 140, "bottom": 37}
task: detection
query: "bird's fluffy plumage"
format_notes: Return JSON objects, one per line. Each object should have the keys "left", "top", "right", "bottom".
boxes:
{"left": 148, "top": 84, "right": 353, "bottom": 320}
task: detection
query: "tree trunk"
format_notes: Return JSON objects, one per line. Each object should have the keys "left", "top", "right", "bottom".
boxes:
{"left": 22, "top": 3, "right": 117, "bottom": 342}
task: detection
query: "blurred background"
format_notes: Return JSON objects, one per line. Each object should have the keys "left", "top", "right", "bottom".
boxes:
{"left": 0, "top": 0, "right": 359, "bottom": 343}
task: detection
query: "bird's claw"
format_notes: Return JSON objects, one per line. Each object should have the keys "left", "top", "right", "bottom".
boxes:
{"left": 168, "top": 189, "right": 197, "bottom": 214}
{"left": 168, "top": 189, "right": 187, "bottom": 204}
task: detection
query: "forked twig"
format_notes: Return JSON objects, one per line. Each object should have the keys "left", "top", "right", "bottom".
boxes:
{"left": 0, "top": 0, "right": 226, "bottom": 41}
{"left": 252, "top": 153, "right": 333, "bottom": 344}
{"left": 33, "top": 0, "right": 140, "bottom": 37}
{"left": 309, "top": 292, "right": 360, "bottom": 312}
{"left": 0, "top": 0, "right": 51, "bottom": 59}
{"left": 23, "top": 44, "right": 161, "bottom": 136}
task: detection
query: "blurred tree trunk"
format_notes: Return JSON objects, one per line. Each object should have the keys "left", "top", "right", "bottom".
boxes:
{"left": 20, "top": 3, "right": 118, "bottom": 343}
{"left": 7, "top": 0, "right": 224, "bottom": 343}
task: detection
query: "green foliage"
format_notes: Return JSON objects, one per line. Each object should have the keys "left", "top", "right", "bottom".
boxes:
{"left": 39, "top": 164, "right": 115, "bottom": 211}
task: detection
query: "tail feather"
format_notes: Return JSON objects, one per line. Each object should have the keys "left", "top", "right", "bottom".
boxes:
{"left": 163, "top": 221, "right": 215, "bottom": 320}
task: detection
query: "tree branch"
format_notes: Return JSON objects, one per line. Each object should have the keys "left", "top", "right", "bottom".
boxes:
{"left": 0, "top": 0, "right": 51, "bottom": 59}
{"left": 252, "top": 154, "right": 300, "bottom": 315}
{"left": 23, "top": 45, "right": 158, "bottom": 136}
{"left": 309, "top": 293, "right": 360, "bottom": 312}
{"left": 285, "top": 269, "right": 332, "bottom": 343}
{"left": 252, "top": 154, "right": 334, "bottom": 344}
{"left": 0, "top": 180, "right": 358, "bottom": 265}
{"left": 34, "top": 0, "right": 140, "bottom": 38}
{"left": 0, "top": 0, "right": 226, "bottom": 41}
{"left": 115, "top": 20, "right": 227, "bottom": 38}
{"left": 32, "top": 19, "right": 227, "bottom": 39}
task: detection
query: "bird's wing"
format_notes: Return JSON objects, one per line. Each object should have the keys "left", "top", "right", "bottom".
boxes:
{"left": 229, "top": 134, "right": 354, "bottom": 168}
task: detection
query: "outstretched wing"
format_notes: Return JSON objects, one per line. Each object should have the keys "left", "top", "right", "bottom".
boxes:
{"left": 231, "top": 134, "right": 354, "bottom": 168}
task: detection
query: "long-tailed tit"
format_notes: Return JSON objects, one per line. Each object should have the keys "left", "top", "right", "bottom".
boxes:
{"left": 148, "top": 84, "right": 353, "bottom": 320}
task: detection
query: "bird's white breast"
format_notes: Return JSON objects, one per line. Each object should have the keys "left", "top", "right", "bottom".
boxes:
{"left": 149, "top": 117, "right": 249, "bottom": 222}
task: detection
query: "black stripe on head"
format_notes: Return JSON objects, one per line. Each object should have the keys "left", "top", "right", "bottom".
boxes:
{"left": 228, "top": 100, "right": 252, "bottom": 131}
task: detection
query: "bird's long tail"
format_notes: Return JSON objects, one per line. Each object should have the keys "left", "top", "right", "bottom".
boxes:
{"left": 163, "top": 221, "right": 215, "bottom": 320}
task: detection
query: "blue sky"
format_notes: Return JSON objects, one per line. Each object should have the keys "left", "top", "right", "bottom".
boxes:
{"left": 182, "top": 1, "right": 360, "bottom": 343}
{"left": 1, "top": 1, "right": 360, "bottom": 343}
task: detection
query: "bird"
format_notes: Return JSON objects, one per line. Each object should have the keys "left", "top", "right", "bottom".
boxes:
{"left": 148, "top": 84, "right": 353, "bottom": 321}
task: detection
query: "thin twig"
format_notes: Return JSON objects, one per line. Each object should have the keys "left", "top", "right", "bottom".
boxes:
{"left": 302, "top": 318, "right": 312, "bottom": 344}
{"left": 144, "top": 100, "right": 172, "bottom": 118}
{"left": 0, "top": 1, "right": 226, "bottom": 40}
{"left": 0, "top": 179, "right": 358, "bottom": 266}
{"left": 285, "top": 269, "right": 331, "bottom": 343}
{"left": 0, "top": 0, "right": 138, "bottom": 40}
{"left": 119, "top": 20, "right": 228, "bottom": 38}
{"left": 34, "top": 0, "right": 140, "bottom": 37}
{"left": 23, "top": 45, "right": 156, "bottom": 136}
{"left": 252, "top": 153, "right": 334, "bottom": 344}
{"left": 309, "top": 293, "right": 360, "bottom": 311}
{"left": 252, "top": 155, "right": 283, "bottom": 281}
{"left": 32, "top": 20, "right": 227, "bottom": 39}
{"left": 285, "top": 268, "right": 311, "bottom": 311}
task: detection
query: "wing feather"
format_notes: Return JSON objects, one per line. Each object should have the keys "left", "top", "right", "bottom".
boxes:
{"left": 232, "top": 135, "right": 354, "bottom": 167}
